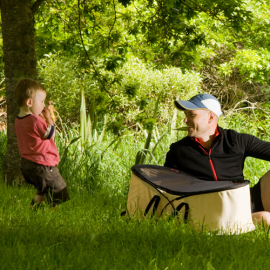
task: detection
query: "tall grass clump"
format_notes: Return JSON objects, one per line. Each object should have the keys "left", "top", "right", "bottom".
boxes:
{"left": 56, "top": 127, "right": 166, "bottom": 196}
{"left": 56, "top": 90, "right": 135, "bottom": 195}
{"left": 135, "top": 93, "right": 163, "bottom": 165}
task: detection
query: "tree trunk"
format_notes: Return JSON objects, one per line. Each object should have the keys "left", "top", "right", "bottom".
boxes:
{"left": 1, "top": 0, "right": 37, "bottom": 184}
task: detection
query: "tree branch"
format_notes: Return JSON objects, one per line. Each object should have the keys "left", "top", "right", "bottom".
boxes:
{"left": 77, "top": 0, "right": 112, "bottom": 96}
{"left": 186, "top": 0, "right": 220, "bottom": 19}
{"left": 180, "top": 0, "right": 233, "bottom": 29}
{"left": 108, "top": 0, "right": 117, "bottom": 48}
{"left": 31, "top": 0, "right": 45, "bottom": 15}
{"left": 177, "top": 0, "right": 226, "bottom": 24}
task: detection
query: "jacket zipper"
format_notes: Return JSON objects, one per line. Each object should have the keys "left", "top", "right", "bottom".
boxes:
{"left": 208, "top": 149, "right": 218, "bottom": 181}
{"left": 197, "top": 145, "right": 218, "bottom": 181}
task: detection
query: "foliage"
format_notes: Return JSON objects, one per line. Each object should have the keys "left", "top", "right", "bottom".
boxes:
{"left": 224, "top": 48, "right": 270, "bottom": 84}
{"left": 33, "top": 0, "right": 270, "bottom": 123}
{"left": 34, "top": 0, "right": 129, "bottom": 96}
{"left": 196, "top": 0, "right": 270, "bottom": 112}
{"left": 110, "top": 57, "right": 202, "bottom": 126}
{"left": 122, "top": 0, "right": 252, "bottom": 68}
{"left": 38, "top": 54, "right": 202, "bottom": 131}
{"left": 242, "top": 0, "right": 270, "bottom": 50}
{"left": 0, "top": 0, "right": 265, "bottom": 122}
{"left": 200, "top": 46, "right": 270, "bottom": 113}
{"left": 32, "top": 0, "right": 256, "bottom": 112}
{"left": 135, "top": 93, "right": 161, "bottom": 165}
{"left": 34, "top": 0, "right": 252, "bottom": 68}
{"left": 38, "top": 54, "right": 83, "bottom": 123}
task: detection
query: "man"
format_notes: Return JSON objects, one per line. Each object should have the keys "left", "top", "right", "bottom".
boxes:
{"left": 164, "top": 93, "right": 270, "bottom": 225}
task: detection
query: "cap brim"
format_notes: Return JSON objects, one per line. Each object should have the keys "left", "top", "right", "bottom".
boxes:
{"left": 174, "top": 100, "right": 201, "bottom": 111}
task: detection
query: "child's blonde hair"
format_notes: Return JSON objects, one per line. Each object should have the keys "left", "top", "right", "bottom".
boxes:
{"left": 15, "top": 78, "right": 46, "bottom": 107}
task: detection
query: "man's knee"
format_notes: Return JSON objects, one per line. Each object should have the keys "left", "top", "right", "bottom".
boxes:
{"left": 252, "top": 211, "right": 270, "bottom": 227}
{"left": 259, "top": 171, "right": 270, "bottom": 212}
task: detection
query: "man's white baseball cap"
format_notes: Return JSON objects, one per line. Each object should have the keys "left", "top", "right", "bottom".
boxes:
{"left": 174, "top": 94, "right": 223, "bottom": 117}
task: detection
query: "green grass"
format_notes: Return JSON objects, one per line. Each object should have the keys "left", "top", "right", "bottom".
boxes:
{"left": 0, "top": 183, "right": 270, "bottom": 270}
{"left": 2, "top": 119, "right": 270, "bottom": 270}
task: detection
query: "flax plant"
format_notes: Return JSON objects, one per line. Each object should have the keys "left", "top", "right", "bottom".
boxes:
{"left": 80, "top": 90, "right": 107, "bottom": 145}
{"left": 135, "top": 94, "right": 166, "bottom": 165}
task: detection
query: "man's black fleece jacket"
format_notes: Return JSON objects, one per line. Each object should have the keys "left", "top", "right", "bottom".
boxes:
{"left": 164, "top": 126, "right": 270, "bottom": 181}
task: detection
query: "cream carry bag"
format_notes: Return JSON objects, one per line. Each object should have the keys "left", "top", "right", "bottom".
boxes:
{"left": 124, "top": 165, "right": 255, "bottom": 234}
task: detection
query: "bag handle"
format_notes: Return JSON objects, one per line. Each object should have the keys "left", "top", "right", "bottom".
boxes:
{"left": 175, "top": 202, "right": 189, "bottom": 222}
{"left": 121, "top": 195, "right": 160, "bottom": 217}
{"left": 144, "top": 195, "right": 160, "bottom": 216}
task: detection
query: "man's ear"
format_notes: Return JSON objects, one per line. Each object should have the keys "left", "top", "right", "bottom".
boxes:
{"left": 208, "top": 111, "right": 216, "bottom": 123}
{"left": 26, "top": 98, "right": 32, "bottom": 107}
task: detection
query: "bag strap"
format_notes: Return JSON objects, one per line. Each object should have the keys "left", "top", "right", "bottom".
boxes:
{"left": 144, "top": 195, "right": 160, "bottom": 216}
{"left": 175, "top": 202, "right": 189, "bottom": 222}
{"left": 160, "top": 195, "right": 190, "bottom": 216}
{"left": 121, "top": 195, "right": 161, "bottom": 217}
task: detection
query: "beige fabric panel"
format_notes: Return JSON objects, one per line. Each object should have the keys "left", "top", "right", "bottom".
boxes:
{"left": 126, "top": 173, "right": 255, "bottom": 234}
{"left": 183, "top": 185, "right": 255, "bottom": 234}
{"left": 126, "top": 173, "right": 175, "bottom": 217}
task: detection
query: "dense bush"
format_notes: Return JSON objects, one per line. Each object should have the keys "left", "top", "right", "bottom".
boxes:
{"left": 38, "top": 54, "right": 202, "bottom": 132}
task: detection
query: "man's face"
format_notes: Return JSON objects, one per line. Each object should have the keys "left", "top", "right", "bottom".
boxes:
{"left": 183, "top": 109, "right": 210, "bottom": 138}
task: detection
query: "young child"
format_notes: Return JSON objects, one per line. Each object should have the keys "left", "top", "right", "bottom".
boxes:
{"left": 14, "top": 78, "right": 69, "bottom": 208}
